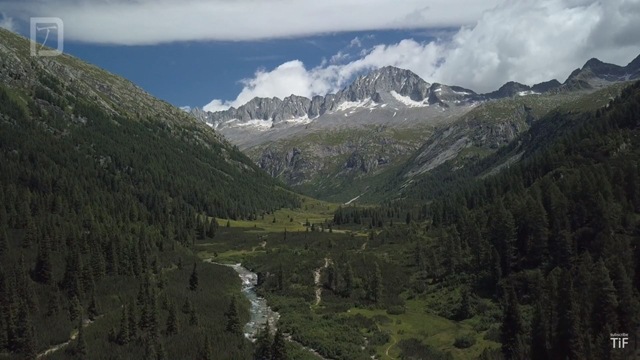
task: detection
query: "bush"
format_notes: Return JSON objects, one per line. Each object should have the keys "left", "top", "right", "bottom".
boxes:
{"left": 453, "top": 334, "right": 476, "bottom": 349}
{"left": 386, "top": 305, "right": 406, "bottom": 315}
{"left": 483, "top": 325, "right": 501, "bottom": 342}
{"left": 369, "top": 330, "right": 390, "bottom": 346}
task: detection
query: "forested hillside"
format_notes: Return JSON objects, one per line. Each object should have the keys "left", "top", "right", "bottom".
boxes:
{"left": 0, "top": 29, "right": 298, "bottom": 359}
{"left": 331, "top": 81, "right": 640, "bottom": 359}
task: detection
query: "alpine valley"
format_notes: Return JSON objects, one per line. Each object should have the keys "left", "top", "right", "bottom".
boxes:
{"left": 2, "top": 24, "right": 640, "bottom": 360}
{"left": 193, "top": 56, "right": 640, "bottom": 203}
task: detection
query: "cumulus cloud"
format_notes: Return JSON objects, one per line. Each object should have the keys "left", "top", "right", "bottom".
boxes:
{"left": 0, "top": 13, "right": 16, "bottom": 32}
{"left": 205, "top": 0, "right": 640, "bottom": 110}
{"left": 2, "top": 0, "right": 499, "bottom": 45}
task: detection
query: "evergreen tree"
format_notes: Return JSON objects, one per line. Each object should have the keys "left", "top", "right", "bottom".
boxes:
{"left": 118, "top": 305, "right": 130, "bottom": 345}
{"left": 501, "top": 285, "right": 526, "bottom": 360}
{"left": 271, "top": 328, "right": 287, "bottom": 360}
{"left": 128, "top": 298, "right": 138, "bottom": 341}
{"left": 199, "top": 335, "right": 213, "bottom": 360}
{"left": 88, "top": 292, "right": 99, "bottom": 321}
{"left": 33, "top": 243, "right": 53, "bottom": 284}
{"left": 0, "top": 227, "right": 8, "bottom": 257}
{"left": 225, "top": 297, "right": 242, "bottom": 335}
{"left": 254, "top": 320, "right": 272, "bottom": 360}
{"left": 76, "top": 318, "right": 87, "bottom": 356}
{"left": 189, "top": 262, "right": 199, "bottom": 291}
{"left": 530, "top": 300, "right": 549, "bottom": 360}
{"left": 343, "top": 262, "right": 354, "bottom": 297}
{"left": 489, "top": 201, "right": 517, "bottom": 276}
{"left": 369, "top": 262, "right": 383, "bottom": 304}
{"left": 166, "top": 302, "right": 179, "bottom": 336}
{"left": 13, "top": 302, "right": 36, "bottom": 358}
{"left": 189, "top": 306, "right": 199, "bottom": 326}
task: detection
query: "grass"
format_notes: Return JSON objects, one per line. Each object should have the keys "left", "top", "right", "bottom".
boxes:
{"left": 193, "top": 202, "right": 502, "bottom": 360}
{"left": 348, "top": 299, "right": 500, "bottom": 360}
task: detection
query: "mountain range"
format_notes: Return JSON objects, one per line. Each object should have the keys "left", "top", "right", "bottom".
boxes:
{"left": 192, "top": 54, "right": 640, "bottom": 202}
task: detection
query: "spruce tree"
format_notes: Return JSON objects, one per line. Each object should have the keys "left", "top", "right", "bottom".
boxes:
{"left": 530, "top": 300, "right": 549, "bottom": 360}
{"left": 0, "top": 227, "right": 8, "bottom": 257}
{"left": 369, "top": 262, "right": 383, "bottom": 305}
{"left": 343, "top": 262, "right": 354, "bottom": 297}
{"left": 128, "top": 298, "right": 138, "bottom": 341}
{"left": 189, "top": 262, "right": 199, "bottom": 291}
{"left": 33, "top": 243, "right": 53, "bottom": 284}
{"left": 166, "top": 302, "right": 179, "bottom": 336}
{"left": 14, "top": 302, "right": 36, "bottom": 358}
{"left": 118, "top": 305, "right": 130, "bottom": 345}
{"left": 225, "top": 297, "right": 242, "bottom": 336}
{"left": 254, "top": 320, "right": 272, "bottom": 360}
{"left": 501, "top": 285, "right": 525, "bottom": 360}
{"left": 76, "top": 318, "right": 87, "bottom": 355}
{"left": 271, "top": 328, "right": 287, "bottom": 360}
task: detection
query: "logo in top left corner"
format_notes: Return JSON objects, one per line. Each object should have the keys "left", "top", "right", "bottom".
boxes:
{"left": 30, "top": 17, "right": 64, "bottom": 57}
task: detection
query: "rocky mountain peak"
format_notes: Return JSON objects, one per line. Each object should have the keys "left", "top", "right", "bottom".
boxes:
{"left": 341, "top": 66, "right": 430, "bottom": 102}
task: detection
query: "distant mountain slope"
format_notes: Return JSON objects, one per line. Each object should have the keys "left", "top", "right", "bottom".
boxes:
{"left": 192, "top": 54, "right": 638, "bottom": 203}
{"left": 0, "top": 28, "right": 298, "bottom": 359}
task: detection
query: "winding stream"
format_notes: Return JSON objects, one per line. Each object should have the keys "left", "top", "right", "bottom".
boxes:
{"left": 209, "top": 261, "right": 280, "bottom": 340}
{"left": 210, "top": 260, "right": 330, "bottom": 359}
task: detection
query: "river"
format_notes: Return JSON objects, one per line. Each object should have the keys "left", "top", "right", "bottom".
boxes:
{"left": 210, "top": 261, "right": 330, "bottom": 359}
{"left": 208, "top": 262, "right": 279, "bottom": 340}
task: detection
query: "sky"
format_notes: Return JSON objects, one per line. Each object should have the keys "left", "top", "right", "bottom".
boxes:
{"left": 1, "top": 0, "right": 639, "bottom": 112}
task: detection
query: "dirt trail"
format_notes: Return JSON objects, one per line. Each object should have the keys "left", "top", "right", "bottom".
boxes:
{"left": 37, "top": 318, "right": 96, "bottom": 359}
{"left": 385, "top": 334, "right": 398, "bottom": 359}
{"left": 313, "top": 258, "right": 331, "bottom": 306}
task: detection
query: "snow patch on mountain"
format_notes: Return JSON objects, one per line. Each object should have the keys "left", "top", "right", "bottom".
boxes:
{"left": 390, "top": 91, "right": 429, "bottom": 107}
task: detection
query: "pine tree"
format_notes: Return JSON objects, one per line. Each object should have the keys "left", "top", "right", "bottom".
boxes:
{"left": 276, "top": 264, "right": 285, "bottom": 291}
{"left": 128, "top": 298, "right": 138, "bottom": 341}
{"left": 225, "top": 297, "right": 242, "bottom": 335}
{"left": 118, "top": 305, "right": 130, "bottom": 345}
{"left": 166, "top": 302, "right": 179, "bottom": 335}
{"left": 0, "top": 227, "right": 8, "bottom": 257}
{"left": 369, "top": 262, "right": 383, "bottom": 304}
{"left": 254, "top": 320, "right": 272, "bottom": 360}
{"left": 88, "top": 292, "right": 99, "bottom": 321}
{"left": 199, "top": 335, "right": 213, "bottom": 360}
{"left": 591, "top": 259, "right": 619, "bottom": 360}
{"left": 207, "top": 219, "right": 218, "bottom": 238}
{"left": 489, "top": 201, "right": 517, "bottom": 276}
{"left": 189, "top": 262, "right": 199, "bottom": 291}
{"left": 343, "top": 262, "right": 354, "bottom": 297}
{"left": 14, "top": 302, "right": 36, "bottom": 358}
{"left": 271, "top": 328, "right": 287, "bottom": 360}
{"left": 69, "top": 295, "right": 81, "bottom": 323}
{"left": 22, "top": 218, "right": 36, "bottom": 249}
{"left": 189, "top": 306, "right": 199, "bottom": 326}
{"left": 501, "top": 285, "right": 526, "bottom": 360}
{"left": 530, "top": 300, "right": 549, "bottom": 360}
{"left": 33, "top": 243, "right": 53, "bottom": 284}
{"left": 76, "top": 318, "right": 87, "bottom": 355}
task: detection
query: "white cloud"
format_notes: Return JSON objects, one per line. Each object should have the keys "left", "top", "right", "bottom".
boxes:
{"left": 204, "top": 0, "right": 640, "bottom": 109}
{"left": 0, "top": 13, "right": 16, "bottom": 32}
{"left": 349, "top": 37, "right": 362, "bottom": 48}
{"left": 3, "top": 0, "right": 500, "bottom": 45}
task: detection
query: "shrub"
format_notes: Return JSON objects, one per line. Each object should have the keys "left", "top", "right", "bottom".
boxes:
{"left": 483, "top": 325, "right": 501, "bottom": 342}
{"left": 369, "top": 330, "right": 390, "bottom": 346}
{"left": 386, "top": 305, "right": 406, "bottom": 315}
{"left": 453, "top": 334, "right": 476, "bottom": 349}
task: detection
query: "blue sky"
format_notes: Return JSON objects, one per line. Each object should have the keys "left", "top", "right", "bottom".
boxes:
{"left": 60, "top": 30, "right": 428, "bottom": 108}
{"left": 1, "top": 0, "right": 639, "bottom": 112}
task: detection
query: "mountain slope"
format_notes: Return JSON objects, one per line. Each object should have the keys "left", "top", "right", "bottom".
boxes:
{"left": 0, "top": 28, "right": 298, "bottom": 359}
{"left": 195, "top": 55, "right": 639, "bottom": 203}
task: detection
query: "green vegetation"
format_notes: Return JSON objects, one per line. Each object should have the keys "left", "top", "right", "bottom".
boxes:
{"left": 0, "top": 29, "right": 297, "bottom": 359}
